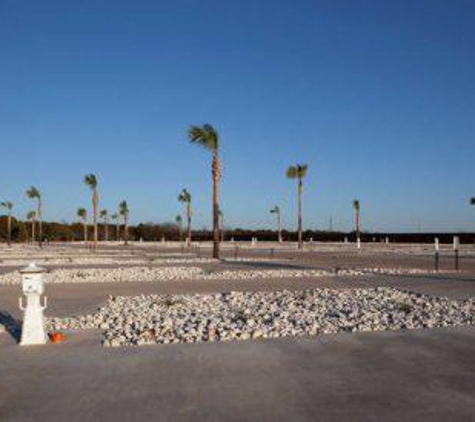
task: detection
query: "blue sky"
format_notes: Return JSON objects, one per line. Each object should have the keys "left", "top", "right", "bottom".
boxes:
{"left": 1, "top": 0, "right": 474, "bottom": 232}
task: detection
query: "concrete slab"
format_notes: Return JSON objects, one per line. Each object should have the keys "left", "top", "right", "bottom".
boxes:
{"left": 1, "top": 327, "right": 475, "bottom": 421}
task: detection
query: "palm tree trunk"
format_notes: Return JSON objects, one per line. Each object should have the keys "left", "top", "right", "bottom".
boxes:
{"left": 83, "top": 222, "right": 88, "bottom": 244}
{"left": 31, "top": 219, "right": 35, "bottom": 243}
{"left": 178, "top": 222, "right": 183, "bottom": 242}
{"left": 277, "top": 211, "right": 282, "bottom": 243}
{"left": 297, "top": 179, "right": 303, "bottom": 249}
{"left": 116, "top": 222, "right": 120, "bottom": 241}
{"left": 7, "top": 214, "right": 11, "bottom": 246}
{"left": 187, "top": 204, "right": 192, "bottom": 246}
{"left": 105, "top": 218, "right": 108, "bottom": 242}
{"left": 38, "top": 198, "right": 43, "bottom": 248}
{"left": 356, "top": 209, "right": 360, "bottom": 240}
{"left": 124, "top": 215, "right": 129, "bottom": 246}
{"left": 93, "top": 190, "right": 98, "bottom": 252}
{"left": 212, "top": 153, "right": 221, "bottom": 259}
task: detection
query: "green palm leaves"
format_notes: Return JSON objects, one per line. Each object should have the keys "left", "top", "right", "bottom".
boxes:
{"left": 188, "top": 124, "right": 220, "bottom": 151}
{"left": 178, "top": 189, "right": 191, "bottom": 205}
{"left": 77, "top": 208, "right": 87, "bottom": 221}
{"left": 286, "top": 164, "right": 308, "bottom": 180}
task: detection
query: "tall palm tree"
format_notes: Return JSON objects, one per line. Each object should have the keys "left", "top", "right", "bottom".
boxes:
{"left": 286, "top": 164, "right": 308, "bottom": 249}
{"left": 175, "top": 215, "right": 183, "bottom": 243}
{"left": 353, "top": 199, "right": 361, "bottom": 240}
{"left": 270, "top": 205, "right": 283, "bottom": 243}
{"left": 178, "top": 189, "right": 192, "bottom": 246}
{"left": 100, "top": 209, "right": 109, "bottom": 242}
{"left": 77, "top": 208, "right": 88, "bottom": 244}
{"left": 111, "top": 213, "right": 120, "bottom": 241}
{"left": 84, "top": 174, "right": 99, "bottom": 251}
{"left": 1, "top": 201, "right": 14, "bottom": 246}
{"left": 26, "top": 211, "right": 36, "bottom": 243}
{"left": 188, "top": 124, "right": 222, "bottom": 259}
{"left": 26, "top": 186, "right": 43, "bottom": 248}
{"left": 119, "top": 201, "right": 129, "bottom": 245}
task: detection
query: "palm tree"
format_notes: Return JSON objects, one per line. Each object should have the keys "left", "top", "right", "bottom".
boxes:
{"left": 77, "top": 208, "right": 88, "bottom": 244}
{"left": 26, "top": 186, "right": 43, "bottom": 248}
{"left": 111, "top": 213, "right": 120, "bottom": 241}
{"left": 353, "top": 199, "right": 361, "bottom": 240}
{"left": 1, "top": 201, "right": 14, "bottom": 246}
{"left": 175, "top": 215, "right": 183, "bottom": 243}
{"left": 286, "top": 164, "right": 308, "bottom": 249}
{"left": 100, "top": 209, "right": 109, "bottom": 241}
{"left": 84, "top": 174, "right": 99, "bottom": 251}
{"left": 178, "top": 189, "right": 192, "bottom": 246}
{"left": 26, "top": 211, "right": 36, "bottom": 243}
{"left": 270, "top": 205, "right": 283, "bottom": 243}
{"left": 188, "top": 124, "right": 222, "bottom": 259}
{"left": 119, "top": 201, "right": 129, "bottom": 245}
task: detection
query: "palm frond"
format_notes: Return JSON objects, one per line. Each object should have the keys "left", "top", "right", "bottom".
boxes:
{"left": 27, "top": 211, "right": 36, "bottom": 220}
{"left": 100, "top": 209, "right": 108, "bottom": 218}
{"left": 470, "top": 197, "right": 475, "bottom": 206}
{"left": 353, "top": 199, "right": 360, "bottom": 210}
{"left": 1, "top": 201, "right": 13, "bottom": 210}
{"left": 119, "top": 201, "right": 129, "bottom": 215}
{"left": 188, "top": 124, "right": 219, "bottom": 151}
{"left": 178, "top": 189, "right": 191, "bottom": 203}
{"left": 26, "top": 186, "right": 40, "bottom": 198}
{"left": 286, "top": 165, "right": 298, "bottom": 179}
{"left": 84, "top": 174, "right": 98, "bottom": 189}
{"left": 77, "top": 208, "right": 87, "bottom": 219}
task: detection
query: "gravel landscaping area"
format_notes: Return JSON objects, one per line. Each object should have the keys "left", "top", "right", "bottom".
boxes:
{"left": 47, "top": 287, "right": 475, "bottom": 347}
{"left": 0, "top": 266, "right": 450, "bottom": 285}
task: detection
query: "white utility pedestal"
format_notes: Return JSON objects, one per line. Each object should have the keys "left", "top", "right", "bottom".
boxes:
{"left": 19, "top": 263, "right": 48, "bottom": 346}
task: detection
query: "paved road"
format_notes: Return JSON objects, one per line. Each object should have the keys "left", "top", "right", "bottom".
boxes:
{"left": 1, "top": 326, "right": 475, "bottom": 422}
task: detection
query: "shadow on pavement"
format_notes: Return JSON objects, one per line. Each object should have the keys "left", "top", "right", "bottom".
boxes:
{"left": 0, "top": 310, "right": 21, "bottom": 343}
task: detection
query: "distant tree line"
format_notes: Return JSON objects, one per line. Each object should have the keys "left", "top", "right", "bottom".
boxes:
{"left": 0, "top": 216, "right": 473, "bottom": 244}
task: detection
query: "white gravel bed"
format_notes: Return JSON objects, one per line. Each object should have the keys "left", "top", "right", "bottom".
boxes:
{"left": 47, "top": 288, "right": 475, "bottom": 347}
{"left": 0, "top": 267, "right": 332, "bottom": 285}
{"left": 0, "top": 266, "right": 452, "bottom": 285}
{"left": 0, "top": 257, "right": 217, "bottom": 267}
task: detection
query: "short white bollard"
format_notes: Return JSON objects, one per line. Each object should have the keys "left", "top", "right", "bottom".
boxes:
{"left": 357, "top": 237, "right": 361, "bottom": 249}
{"left": 453, "top": 236, "right": 460, "bottom": 250}
{"left": 19, "top": 263, "right": 48, "bottom": 346}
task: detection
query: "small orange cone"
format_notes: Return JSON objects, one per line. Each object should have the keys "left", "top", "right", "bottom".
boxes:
{"left": 49, "top": 332, "right": 66, "bottom": 343}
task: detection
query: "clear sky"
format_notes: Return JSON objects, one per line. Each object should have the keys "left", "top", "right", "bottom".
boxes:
{"left": 1, "top": 0, "right": 474, "bottom": 232}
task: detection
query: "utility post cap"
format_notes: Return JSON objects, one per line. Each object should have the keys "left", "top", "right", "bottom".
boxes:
{"left": 20, "top": 263, "right": 46, "bottom": 275}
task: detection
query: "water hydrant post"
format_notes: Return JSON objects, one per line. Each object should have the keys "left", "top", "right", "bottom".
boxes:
{"left": 19, "top": 263, "right": 48, "bottom": 346}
